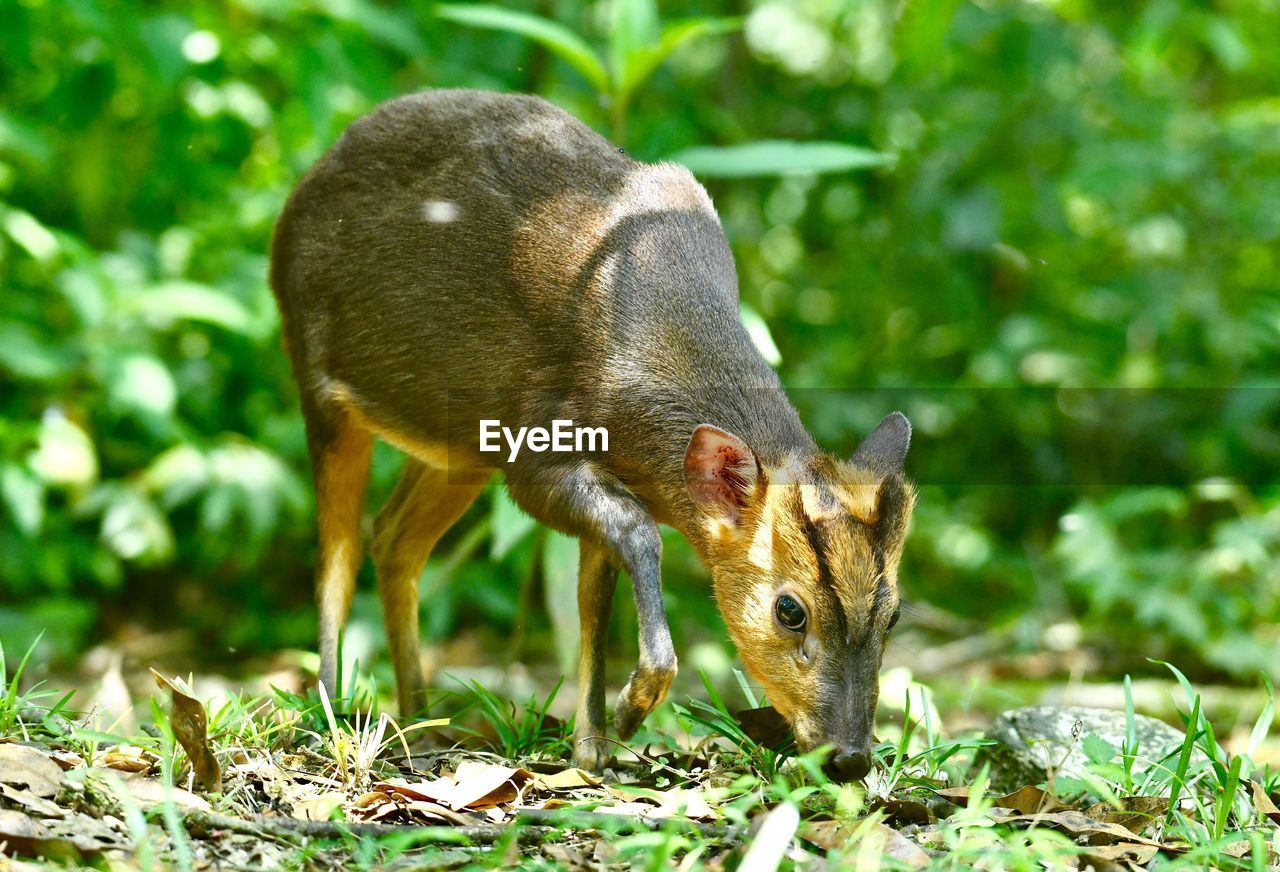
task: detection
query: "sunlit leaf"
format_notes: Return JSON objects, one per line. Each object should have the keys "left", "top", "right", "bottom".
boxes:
{"left": 437, "top": 5, "right": 609, "bottom": 93}
{"left": 28, "top": 409, "right": 97, "bottom": 489}
{"left": 490, "top": 487, "right": 536, "bottom": 559}
{"left": 608, "top": 0, "right": 659, "bottom": 91}
{"left": 128, "top": 282, "right": 256, "bottom": 334}
{"left": 739, "top": 302, "right": 781, "bottom": 366}
{"left": 616, "top": 17, "right": 743, "bottom": 99}
{"left": 541, "top": 530, "right": 580, "bottom": 676}
{"left": 668, "top": 140, "right": 896, "bottom": 177}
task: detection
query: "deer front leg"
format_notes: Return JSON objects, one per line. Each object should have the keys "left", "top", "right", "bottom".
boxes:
{"left": 506, "top": 460, "right": 677, "bottom": 766}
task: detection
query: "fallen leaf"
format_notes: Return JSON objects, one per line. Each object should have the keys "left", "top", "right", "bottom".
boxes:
{"left": 800, "top": 819, "right": 853, "bottom": 851}
{"left": 875, "top": 797, "right": 935, "bottom": 826}
{"left": 292, "top": 792, "right": 345, "bottom": 821}
{"left": 0, "top": 744, "right": 65, "bottom": 798}
{"left": 151, "top": 669, "right": 221, "bottom": 793}
{"left": 992, "top": 786, "right": 1073, "bottom": 815}
{"left": 354, "top": 790, "right": 392, "bottom": 809}
{"left": 0, "top": 782, "right": 65, "bottom": 818}
{"left": 443, "top": 761, "right": 531, "bottom": 809}
{"left": 1004, "top": 811, "right": 1169, "bottom": 848}
{"left": 1083, "top": 842, "right": 1160, "bottom": 865}
{"left": 533, "top": 767, "right": 601, "bottom": 790}
{"left": 102, "top": 745, "right": 156, "bottom": 774}
{"left": 863, "top": 823, "right": 930, "bottom": 869}
{"left": 46, "top": 749, "right": 85, "bottom": 772}
{"left": 114, "top": 775, "right": 212, "bottom": 812}
{"left": 1084, "top": 796, "right": 1170, "bottom": 834}
{"left": 735, "top": 706, "right": 793, "bottom": 748}
{"left": 1252, "top": 781, "right": 1280, "bottom": 826}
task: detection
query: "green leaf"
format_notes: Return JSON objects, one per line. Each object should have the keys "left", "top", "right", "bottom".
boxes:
{"left": 436, "top": 4, "right": 609, "bottom": 94}
{"left": 608, "top": 0, "right": 659, "bottom": 92}
{"left": 490, "top": 488, "right": 536, "bottom": 559}
{"left": 1082, "top": 733, "right": 1116, "bottom": 766}
{"left": 739, "top": 302, "right": 782, "bottom": 366}
{"left": 317, "top": 0, "right": 426, "bottom": 58}
{"left": 616, "top": 17, "right": 743, "bottom": 99}
{"left": 1, "top": 463, "right": 44, "bottom": 537}
{"left": 668, "top": 140, "right": 897, "bottom": 178}
{"left": 129, "top": 282, "right": 256, "bottom": 334}
{"left": 541, "top": 530, "right": 580, "bottom": 676}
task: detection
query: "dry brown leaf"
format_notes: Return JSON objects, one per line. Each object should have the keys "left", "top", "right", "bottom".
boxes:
{"left": 121, "top": 776, "right": 212, "bottom": 812}
{"left": 1084, "top": 796, "right": 1170, "bottom": 835}
{"left": 735, "top": 706, "right": 792, "bottom": 747}
{"left": 800, "top": 819, "right": 854, "bottom": 851}
{"left": 1005, "top": 811, "right": 1168, "bottom": 848}
{"left": 0, "top": 744, "right": 65, "bottom": 799}
{"left": 865, "top": 823, "right": 930, "bottom": 869}
{"left": 102, "top": 745, "right": 156, "bottom": 774}
{"left": 45, "top": 749, "right": 85, "bottom": 772}
{"left": 875, "top": 797, "right": 935, "bottom": 825}
{"left": 1083, "top": 842, "right": 1160, "bottom": 864}
{"left": 933, "top": 784, "right": 1069, "bottom": 815}
{"left": 0, "top": 782, "right": 65, "bottom": 818}
{"left": 150, "top": 669, "right": 221, "bottom": 793}
{"left": 992, "top": 786, "right": 1073, "bottom": 815}
{"left": 532, "top": 767, "right": 601, "bottom": 791}
{"left": 1252, "top": 781, "right": 1280, "bottom": 826}
{"left": 292, "top": 792, "right": 345, "bottom": 821}
{"left": 353, "top": 790, "right": 391, "bottom": 809}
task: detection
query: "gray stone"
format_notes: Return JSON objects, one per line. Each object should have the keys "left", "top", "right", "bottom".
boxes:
{"left": 982, "top": 705, "right": 1190, "bottom": 790}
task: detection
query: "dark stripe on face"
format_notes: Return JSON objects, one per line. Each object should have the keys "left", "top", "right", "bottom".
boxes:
{"left": 797, "top": 496, "right": 848, "bottom": 639}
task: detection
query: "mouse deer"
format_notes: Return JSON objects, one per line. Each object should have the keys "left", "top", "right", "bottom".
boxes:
{"left": 270, "top": 89, "right": 915, "bottom": 781}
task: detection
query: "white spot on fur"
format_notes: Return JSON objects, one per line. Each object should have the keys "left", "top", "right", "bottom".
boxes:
{"left": 421, "top": 200, "right": 459, "bottom": 223}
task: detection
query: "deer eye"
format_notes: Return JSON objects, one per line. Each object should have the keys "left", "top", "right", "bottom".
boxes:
{"left": 888, "top": 605, "right": 902, "bottom": 629}
{"left": 774, "top": 595, "right": 807, "bottom": 633}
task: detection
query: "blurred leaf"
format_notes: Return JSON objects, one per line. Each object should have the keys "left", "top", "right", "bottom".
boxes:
{"left": 128, "top": 282, "right": 256, "bottom": 334}
{"left": 318, "top": 0, "right": 425, "bottom": 58}
{"left": 541, "top": 530, "right": 580, "bottom": 676}
{"left": 101, "top": 488, "right": 174, "bottom": 564}
{"left": 0, "top": 325, "right": 71, "bottom": 382}
{"left": 141, "top": 445, "right": 209, "bottom": 510}
{"left": 105, "top": 353, "right": 177, "bottom": 419}
{"left": 436, "top": 5, "right": 609, "bottom": 93}
{"left": 608, "top": 0, "right": 659, "bottom": 91}
{"left": 28, "top": 409, "right": 97, "bottom": 489}
{"left": 1, "top": 464, "right": 44, "bottom": 537}
{"left": 668, "top": 140, "right": 896, "bottom": 177}
{"left": 490, "top": 488, "right": 536, "bottom": 560}
{"left": 739, "top": 302, "right": 782, "bottom": 366}
{"left": 616, "top": 17, "right": 743, "bottom": 99}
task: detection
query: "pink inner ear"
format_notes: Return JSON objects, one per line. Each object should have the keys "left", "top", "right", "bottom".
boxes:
{"left": 684, "top": 425, "right": 758, "bottom": 523}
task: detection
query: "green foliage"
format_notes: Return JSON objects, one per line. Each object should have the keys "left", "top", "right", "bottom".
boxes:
{"left": 1, "top": 0, "right": 1278, "bottom": 687}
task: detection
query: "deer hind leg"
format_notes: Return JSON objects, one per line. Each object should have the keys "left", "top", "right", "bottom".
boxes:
{"left": 372, "top": 459, "right": 485, "bottom": 717}
{"left": 306, "top": 401, "right": 374, "bottom": 702}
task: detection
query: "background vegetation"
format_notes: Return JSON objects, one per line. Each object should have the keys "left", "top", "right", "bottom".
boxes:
{"left": 2, "top": 0, "right": 1278, "bottom": 702}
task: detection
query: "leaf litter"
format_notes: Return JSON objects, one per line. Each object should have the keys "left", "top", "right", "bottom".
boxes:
{"left": 1, "top": 681, "right": 1278, "bottom": 868}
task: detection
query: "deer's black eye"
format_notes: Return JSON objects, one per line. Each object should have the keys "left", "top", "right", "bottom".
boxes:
{"left": 888, "top": 605, "right": 902, "bottom": 629}
{"left": 775, "top": 595, "right": 807, "bottom": 632}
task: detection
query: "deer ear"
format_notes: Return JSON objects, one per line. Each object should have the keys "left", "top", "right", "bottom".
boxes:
{"left": 851, "top": 412, "right": 912, "bottom": 477}
{"left": 684, "top": 424, "right": 759, "bottom": 525}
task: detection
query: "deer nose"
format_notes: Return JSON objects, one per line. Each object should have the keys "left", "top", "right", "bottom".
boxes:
{"left": 823, "top": 747, "right": 873, "bottom": 782}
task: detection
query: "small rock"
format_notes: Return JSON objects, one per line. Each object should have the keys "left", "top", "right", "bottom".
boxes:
{"left": 983, "top": 705, "right": 1190, "bottom": 790}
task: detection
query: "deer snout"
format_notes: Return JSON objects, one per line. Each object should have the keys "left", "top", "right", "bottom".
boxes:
{"left": 821, "top": 745, "right": 873, "bottom": 782}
